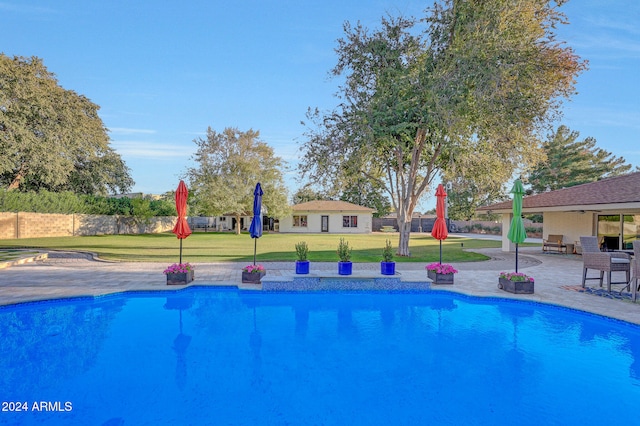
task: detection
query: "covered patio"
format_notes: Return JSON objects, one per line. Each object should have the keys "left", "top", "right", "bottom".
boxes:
{"left": 477, "top": 172, "right": 640, "bottom": 253}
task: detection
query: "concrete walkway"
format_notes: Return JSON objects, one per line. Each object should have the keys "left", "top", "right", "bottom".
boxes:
{"left": 1, "top": 247, "right": 639, "bottom": 325}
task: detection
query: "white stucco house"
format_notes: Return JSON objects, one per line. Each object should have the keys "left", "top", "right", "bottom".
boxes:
{"left": 278, "top": 200, "right": 375, "bottom": 234}
{"left": 477, "top": 172, "right": 640, "bottom": 252}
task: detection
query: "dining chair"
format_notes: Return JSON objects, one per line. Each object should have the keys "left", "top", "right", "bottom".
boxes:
{"left": 580, "top": 236, "right": 631, "bottom": 292}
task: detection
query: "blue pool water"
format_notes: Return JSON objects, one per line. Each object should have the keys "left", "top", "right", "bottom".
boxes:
{"left": 1, "top": 288, "right": 639, "bottom": 425}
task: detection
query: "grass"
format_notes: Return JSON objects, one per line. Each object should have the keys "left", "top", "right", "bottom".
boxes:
{"left": 0, "top": 232, "right": 535, "bottom": 263}
{"left": 0, "top": 249, "right": 41, "bottom": 262}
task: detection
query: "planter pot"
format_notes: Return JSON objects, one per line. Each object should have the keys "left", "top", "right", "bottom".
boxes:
{"left": 427, "top": 270, "right": 454, "bottom": 285}
{"left": 338, "top": 261, "right": 353, "bottom": 275}
{"left": 295, "top": 260, "right": 310, "bottom": 274}
{"left": 166, "top": 271, "right": 194, "bottom": 285}
{"left": 381, "top": 261, "right": 396, "bottom": 275}
{"left": 498, "top": 277, "right": 534, "bottom": 294}
{"left": 242, "top": 271, "right": 266, "bottom": 284}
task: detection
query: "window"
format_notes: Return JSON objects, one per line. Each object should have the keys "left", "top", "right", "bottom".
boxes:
{"left": 293, "top": 215, "right": 308, "bottom": 227}
{"left": 597, "top": 214, "right": 640, "bottom": 250}
{"left": 343, "top": 215, "right": 358, "bottom": 228}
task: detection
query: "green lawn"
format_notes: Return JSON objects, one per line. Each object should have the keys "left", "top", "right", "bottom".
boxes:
{"left": 0, "top": 232, "right": 532, "bottom": 263}
{"left": 0, "top": 249, "right": 41, "bottom": 262}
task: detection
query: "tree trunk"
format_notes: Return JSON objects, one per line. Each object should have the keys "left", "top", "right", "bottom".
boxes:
{"left": 234, "top": 213, "right": 241, "bottom": 235}
{"left": 392, "top": 128, "right": 433, "bottom": 257}
{"left": 397, "top": 217, "right": 412, "bottom": 256}
{"left": 7, "top": 167, "right": 26, "bottom": 191}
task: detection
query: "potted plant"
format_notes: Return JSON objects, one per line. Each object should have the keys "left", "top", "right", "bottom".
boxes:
{"left": 425, "top": 262, "right": 458, "bottom": 285}
{"left": 164, "top": 263, "right": 195, "bottom": 285}
{"left": 242, "top": 264, "right": 266, "bottom": 284}
{"left": 381, "top": 239, "right": 395, "bottom": 275}
{"left": 337, "top": 238, "right": 353, "bottom": 275}
{"left": 498, "top": 271, "right": 535, "bottom": 294}
{"left": 295, "top": 241, "right": 310, "bottom": 274}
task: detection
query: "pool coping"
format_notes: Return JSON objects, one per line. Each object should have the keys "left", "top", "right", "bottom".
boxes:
{"left": 1, "top": 247, "right": 639, "bottom": 325}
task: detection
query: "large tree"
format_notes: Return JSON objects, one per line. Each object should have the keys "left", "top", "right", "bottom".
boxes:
{"left": 340, "top": 178, "right": 392, "bottom": 218}
{"left": 291, "top": 186, "right": 327, "bottom": 205}
{"left": 186, "top": 127, "right": 290, "bottom": 234}
{"left": 301, "top": 1, "right": 585, "bottom": 255}
{"left": 446, "top": 178, "right": 508, "bottom": 221}
{"left": 0, "top": 54, "right": 133, "bottom": 194}
{"left": 527, "top": 125, "right": 633, "bottom": 193}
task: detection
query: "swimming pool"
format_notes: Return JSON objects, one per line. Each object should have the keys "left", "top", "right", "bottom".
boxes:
{"left": 1, "top": 288, "right": 639, "bottom": 425}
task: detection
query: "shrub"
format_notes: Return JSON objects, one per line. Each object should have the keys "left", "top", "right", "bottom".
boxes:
{"left": 382, "top": 239, "right": 394, "bottom": 262}
{"left": 337, "top": 238, "right": 352, "bottom": 262}
{"left": 295, "top": 241, "right": 309, "bottom": 261}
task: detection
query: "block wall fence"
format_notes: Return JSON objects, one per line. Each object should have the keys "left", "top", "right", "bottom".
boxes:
{"left": 0, "top": 212, "right": 176, "bottom": 239}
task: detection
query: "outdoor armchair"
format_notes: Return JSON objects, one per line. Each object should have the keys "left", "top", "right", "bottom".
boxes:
{"left": 543, "top": 234, "right": 567, "bottom": 253}
{"left": 580, "top": 236, "right": 630, "bottom": 292}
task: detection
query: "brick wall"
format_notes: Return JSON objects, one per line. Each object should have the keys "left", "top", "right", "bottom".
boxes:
{"left": 0, "top": 213, "right": 18, "bottom": 239}
{"left": 0, "top": 212, "right": 176, "bottom": 239}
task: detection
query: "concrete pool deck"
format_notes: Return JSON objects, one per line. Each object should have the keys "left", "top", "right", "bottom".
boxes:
{"left": 1, "top": 246, "right": 639, "bottom": 325}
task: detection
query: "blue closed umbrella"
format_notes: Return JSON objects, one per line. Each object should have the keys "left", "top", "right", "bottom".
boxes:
{"left": 249, "top": 182, "right": 263, "bottom": 265}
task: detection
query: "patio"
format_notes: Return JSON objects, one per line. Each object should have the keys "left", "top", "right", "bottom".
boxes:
{"left": 1, "top": 246, "right": 639, "bottom": 324}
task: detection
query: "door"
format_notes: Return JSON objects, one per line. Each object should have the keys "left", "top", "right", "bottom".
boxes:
{"left": 321, "top": 215, "right": 329, "bottom": 232}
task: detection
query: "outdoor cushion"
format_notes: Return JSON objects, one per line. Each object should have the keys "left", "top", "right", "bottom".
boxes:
{"left": 611, "top": 258, "right": 630, "bottom": 264}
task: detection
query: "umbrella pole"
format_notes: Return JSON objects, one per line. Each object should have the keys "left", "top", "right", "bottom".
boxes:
{"left": 179, "top": 239, "right": 183, "bottom": 265}
{"left": 253, "top": 238, "right": 257, "bottom": 265}
{"left": 515, "top": 243, "right": 519, "bottom": 273}
{"left": 439, "top": 240, "right": 443, "bottom": 265}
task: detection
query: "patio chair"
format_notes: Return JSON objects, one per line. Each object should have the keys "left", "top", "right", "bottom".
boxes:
{"left": 580, "top": 236, "right": 630, "bottom": 292}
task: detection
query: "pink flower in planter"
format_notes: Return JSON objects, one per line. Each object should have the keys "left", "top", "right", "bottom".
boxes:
{"left": 243, "top": 264, "right": 265, "bottom": 274}
{"left": 425, "top": 263, "right": 458, "bottom": 274}
{"left": 499, "top": 271, "right": 534, "bottom": 282}
{"left": 163, "top": 263, "right": 194, "bottom": 274}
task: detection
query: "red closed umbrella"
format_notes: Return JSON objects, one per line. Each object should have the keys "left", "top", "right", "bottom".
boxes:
{"left": 172, "top": 180, "right": 192, "bottom": 263}
{"left": 431, "top": 184, "right": 448, "bottom": 264}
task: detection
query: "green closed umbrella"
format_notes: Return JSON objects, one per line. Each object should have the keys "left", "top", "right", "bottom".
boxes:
{"left": 507, "top": 179, "right": 527, "bottom": 272}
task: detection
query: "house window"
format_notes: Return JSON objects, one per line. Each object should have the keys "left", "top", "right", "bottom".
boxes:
{"left": 598, "top": 214, "right": 640, "bottom": 250}
{"left": 293, "top": 215, "right": 308, "bottom": 227}
{"left": 343, "top": 215, "right": 358, "bottom": 228}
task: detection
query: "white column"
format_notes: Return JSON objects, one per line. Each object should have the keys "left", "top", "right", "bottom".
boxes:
{"left": 502, "top": 213, "right": 515, "bottom": 252}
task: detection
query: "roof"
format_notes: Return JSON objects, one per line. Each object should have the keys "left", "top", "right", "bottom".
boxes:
{"left": 291, "top": 200, "right": 375, "bottom": 213}
{"left": 478, "top": 172, "right": 640, "bottom": 212}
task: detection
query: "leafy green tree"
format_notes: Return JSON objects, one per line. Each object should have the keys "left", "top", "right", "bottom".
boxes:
{"left": 0, "top": 189, "right": 88, "bottom": 213}
{"left": 186, "top": 127, "right": 290, "bottom": 234}
{"left": 149, "top": 197, "right": 177, "bottom": 216}
{"left": 301, "top": 1, "right": 585, "bottom": 255}
{"left": 291, "top": 186, "right": 327, "bottom": 204}
{"left": 446, "top": 177, "right": 508, "bottom": 221}
{"left": 0, "top": 54, "right": 133, "bottom": 194}
{"left": 527, "top": 125, "right": 633, "bottom": 193}
{"left": 340, "top": 179, "right": 392, "bottom": 218}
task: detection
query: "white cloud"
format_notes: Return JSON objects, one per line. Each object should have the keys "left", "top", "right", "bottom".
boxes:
{"left": 111, "top": 141, "right": 195, "bottom": 159}
{"left": 109, "top": 127, "right": 157, "bottom": 135}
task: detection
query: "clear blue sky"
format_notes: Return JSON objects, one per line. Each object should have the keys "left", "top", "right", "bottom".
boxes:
{"left": 2, "top": 0, "right": 639, "bottom": 210}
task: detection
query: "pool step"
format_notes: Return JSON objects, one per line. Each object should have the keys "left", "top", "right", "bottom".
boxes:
{"left": 261, "top": 271, "right": 431, "bottom": 292}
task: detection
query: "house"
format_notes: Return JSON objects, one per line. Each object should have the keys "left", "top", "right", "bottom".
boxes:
{"left": 477, "top": 172, "right": 640, "bottom": 252}
{"left": 278, "top": 200, "right": 375, "bottom": 234}
{"left": 216, "top": 213, "right": 252, "bottom": 231}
